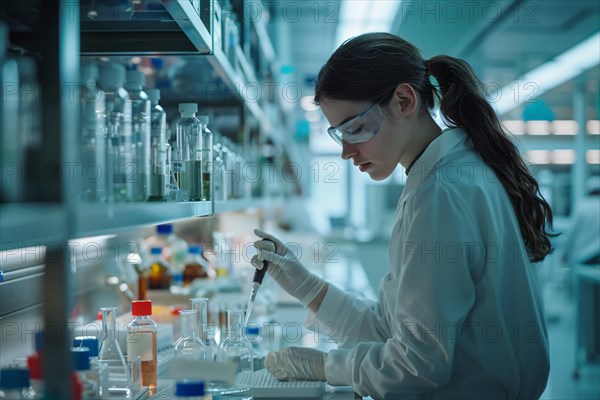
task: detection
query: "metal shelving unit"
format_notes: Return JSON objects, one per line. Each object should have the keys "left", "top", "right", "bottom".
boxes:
{"left": 0, "top": 204, "right": 66, "bottom": 248}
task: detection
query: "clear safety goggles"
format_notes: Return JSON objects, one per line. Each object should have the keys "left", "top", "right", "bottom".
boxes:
{"left": 327, "top": 103, "right": 384, "bottom": 146}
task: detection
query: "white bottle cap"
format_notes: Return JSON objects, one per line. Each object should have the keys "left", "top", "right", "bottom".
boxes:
{"left": 126, "top": 70, "right": 145, "bottom": 87}
{"left": 179, "top": 103, "right": 198, "bottom": 115}
{"left": 98, "top": 62, "right": 126, "bottom": 91}
{"left": 198, "top": 115, "right": 209, "bottom": 125}
{"left": 146, "top": 89, "right": 161, "bottom": 103}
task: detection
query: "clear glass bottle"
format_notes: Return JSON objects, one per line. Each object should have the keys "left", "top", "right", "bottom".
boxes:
{"left": 146, "top": 224, "right": 188, "bottom": 285}
{"left": 212, "top": 136, "right": 225, "bottom": 201}
{"left": 175, "top": 103, "right": 202, "bottom": 201}
{"left": 191, "top": 298, "right": 218, "bottom": 361}
{"left": 80, "top": 61, "right": 107, "bottom": 202}
{"left": 72, "top": 347, "right": 98, "bottom": 400}
{"left": 198, "top": 115, "right": 213, "bottom": 201}
{"left": 98, "top": 62, "right": 134, "bottom": 202}
{"left": 125, "top": 70, "right": 151, "bottom": 201}
{"left": 173, "top": 310, "right": 207, "bottom": 362}
{"left": 0, "top": 368, "right": 34, "bottom": 399}
{"left": 146, "top": 89, "right": 167, "bottom": 201}
{"left": 216, "top": 308, "right": 253, "bottom": 398}
{"left": 127, "top": 300, "right": 158, "bottom": 389}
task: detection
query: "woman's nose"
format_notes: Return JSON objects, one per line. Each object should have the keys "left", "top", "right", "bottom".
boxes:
{"left": 341, "top": 141, "right": 358, "bottom": 160}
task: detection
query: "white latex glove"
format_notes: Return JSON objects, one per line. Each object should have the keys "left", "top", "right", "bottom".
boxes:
{"left": 265, "top": 347, "right": 327, "bottom": 381}
{"left": 252, "top": 229, "right": 326, "bottom": 307}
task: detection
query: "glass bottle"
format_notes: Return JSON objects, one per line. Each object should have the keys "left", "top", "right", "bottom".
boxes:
{"left": 216, "top": 308, "right": 253, "bottom": 397}
{"left": 173, "top": 310, "right": 206, "bottom": 362}
{"left": 148, "top": 247, "right": 171, "bottom": 290}
{"left": 125, "top": 70, "right": 151, "bottom": 202}
{"left": 191, "top": 298, "right": 218, "bottom": 361}
{"left": 98, "top": 62, "right": 133, "bottom": 202}
{"left": 80, "top": 61, "right": 107, "bottom": 202}
{"left": 126, "top": 300, "right": 157, "bottom": 389}
{"left": 0, "top": 368, "right": 34, "bottom": 399}
{"left": 184, "top": 245, "right": 210, "bottom": 285}
{"left": 146, "top": 89, "right": 167, "bottom": 201}
{"left": 175, "top": 103, "right": 202, "bottom": 201}
{"left": 198, "top": 115, "right": 212, "bottom": 201}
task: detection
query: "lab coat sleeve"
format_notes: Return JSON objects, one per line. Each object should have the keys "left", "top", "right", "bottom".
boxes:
{"left": 324, "top": 181, "right": 477, "bottom": 398}
{"left": 313, "top": 282, "right": 392, "bottom": 347}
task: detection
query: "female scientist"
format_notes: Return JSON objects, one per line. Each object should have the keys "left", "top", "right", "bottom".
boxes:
{"left": 252, "top": 33, "right": 552, "bottom": 399}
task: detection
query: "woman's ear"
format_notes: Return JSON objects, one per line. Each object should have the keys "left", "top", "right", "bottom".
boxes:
{"left": 392, "top": 83, "right": 418, "bottom": 116}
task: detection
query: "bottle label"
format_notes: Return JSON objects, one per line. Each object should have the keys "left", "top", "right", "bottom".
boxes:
{"left": 127, "top": 333, "right": 153, "bottom": 362}
{"left": 171, "top": 161, "right": 185, "bottom": 173}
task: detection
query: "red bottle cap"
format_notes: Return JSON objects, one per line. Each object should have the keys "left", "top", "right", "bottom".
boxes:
{"left": 27, "top": 353, "right": 43, "bottom": 380}
{"left": 132, "top": 300, "right": 152, "bottom": 316}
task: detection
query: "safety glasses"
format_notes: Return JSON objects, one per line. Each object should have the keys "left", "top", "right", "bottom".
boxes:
{"left": 327, "top": 103, "right": 384, "bottom": 146}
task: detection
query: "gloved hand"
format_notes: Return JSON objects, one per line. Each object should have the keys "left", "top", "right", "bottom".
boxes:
{"left": 265, "top": 347, "right": 327, "bottom": 381}
{"left": 252, "top": 229, "right": 326, "bottom": 307}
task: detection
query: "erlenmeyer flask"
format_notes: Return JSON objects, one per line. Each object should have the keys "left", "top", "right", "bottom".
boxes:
{"left": 173, "top": 310, "right": 206, "bottom": 361}
{"left": 191, "top": 298, "right": 218, "bottom": 361}
{"left": 99, "top": 307, "right": 126, "bottom": 363}
{"left": 216, "top": 308, "right": 253, "bottom": 398}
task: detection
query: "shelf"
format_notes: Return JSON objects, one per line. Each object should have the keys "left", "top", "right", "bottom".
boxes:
{"left": 80, "top": 0, "right": 212, "bottom": 55}
{"left": 214, "top": 199, "right": 262, "bottom": 214}
{"left": 73, "top": 201, "right": 212, "bottom": 238}
{"left": 0, "top": 204, "right": 66, "bottom": 248}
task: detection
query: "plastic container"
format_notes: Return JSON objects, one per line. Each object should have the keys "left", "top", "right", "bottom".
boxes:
{"left": 148, "top": 247, "right": 171, "bottom": 290}
{"left": 127, "top": 300, "right": 158, "bottom": 388}
{"left": 146, "top": 224, "right": 188, "bottom": 283}
{"left": 174, "top": 381, "right": 207, "bottom": 399}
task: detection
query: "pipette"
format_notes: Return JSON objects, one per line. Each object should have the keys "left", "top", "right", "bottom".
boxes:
{"left": 245, "top": 241, "right": 274, "bottom": 326}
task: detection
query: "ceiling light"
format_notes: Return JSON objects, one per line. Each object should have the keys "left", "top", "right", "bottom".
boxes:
{"left": 493, "top": 32, "right": 600, "bottom": 116}
{"left": 526, "top": 121, "right": 551, "bottom": 135}
{"left": 527, "top": 150, "right": 551, "bottom": 164}
{"left": 301, "top": 95, "right": 319, "bottom": 111}
{"left": 586, "top": 150, "right": 600, "bottom": 164}
{"left": 552, "top": 120, "right": 578, "bottom": 135}
{"left": 587, "top": 120, "right": 600, "bottom": 134}
{"left": 552, "top": 150, "right": 576, "bottom": 164}
{"left": 502, "top": 120, "right": 525, "bottom": 135}
{"left": 335, "top": 1, "right": 402, "bottom": 48}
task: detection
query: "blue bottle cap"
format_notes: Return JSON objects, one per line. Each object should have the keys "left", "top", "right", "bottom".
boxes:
{"left": 175, "top": 380, "right": 205, "bottom": 396}
{"left": 34, "top": 331, "right": 44, "bottom": 352}
{"left": 246, "top": 326, "right": 260, "bottom": 335}
{"left": 157, "top": 224, "right": 173, "bottom": 234}
{"left": 0, "top": 368, "right": 30, "bottom": 389}
{"left": 150, "top": 247, "right": 162, "bottom": 255}
{"left": 73, "top": 336, "right": 99, "bottom": 357}
{"left": 72, "top": 347, "right": 91, "bottom": 371}
{"left": 188, "top": 245, "right": 201, "bottom": 254}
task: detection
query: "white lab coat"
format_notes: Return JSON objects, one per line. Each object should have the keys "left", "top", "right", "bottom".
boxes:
{"left": 315, "top": 128, "right": 550, "bottom": 399}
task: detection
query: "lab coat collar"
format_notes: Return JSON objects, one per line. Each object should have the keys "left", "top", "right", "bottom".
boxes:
{"left": 401, "top": 127, "right": 467, "bottom": 199}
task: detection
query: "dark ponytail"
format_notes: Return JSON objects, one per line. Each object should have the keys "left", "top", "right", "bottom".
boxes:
{"left": 315, "top": 33, "right": 556, "bottom": 262}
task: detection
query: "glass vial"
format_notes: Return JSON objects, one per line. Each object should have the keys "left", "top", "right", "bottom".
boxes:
{"left": 174, "top": 104, "right": 202, "bottom": 201}
{"left": 198, "top": 115, "right": 212, "bottom": 201}
{"left": 173, "top": 310, "right": 206, "bottom": 361}
{"left": 216, "top": 308, "right": 253, "bottom": 397}
{"left": 80, "top": 61, "right": 107, "bottom": 202}
{"left": 98, "top": 62, "right": 134, "bottom": 202}
{"left": 127, "top": 300, "right": 158, "bottom": 389}
{"left": 146, "top": 89, "right": 167, "bottom": 201}
{"left": 125, "top": 70, "right": 151, "bottom": 201}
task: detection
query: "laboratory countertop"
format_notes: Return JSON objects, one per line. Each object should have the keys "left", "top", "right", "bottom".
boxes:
{"left": 146, "top": 238, "right": 376, "bottom": 399}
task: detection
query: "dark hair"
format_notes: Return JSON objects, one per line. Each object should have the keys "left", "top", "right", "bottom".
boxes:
{"left": 314, "top": 32, "right": 556, "bottom": 262}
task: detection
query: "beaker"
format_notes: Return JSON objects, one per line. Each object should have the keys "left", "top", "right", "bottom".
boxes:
{"left": 191, "top": 298, "right": 218, "bottom": 361}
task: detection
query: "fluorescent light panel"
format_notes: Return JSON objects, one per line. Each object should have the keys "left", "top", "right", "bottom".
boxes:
{"left": 493, "top": 32, "right": 600, "bottom": 116}
{"left": 335, "top": 1, "right": 402, "bottom": 48}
